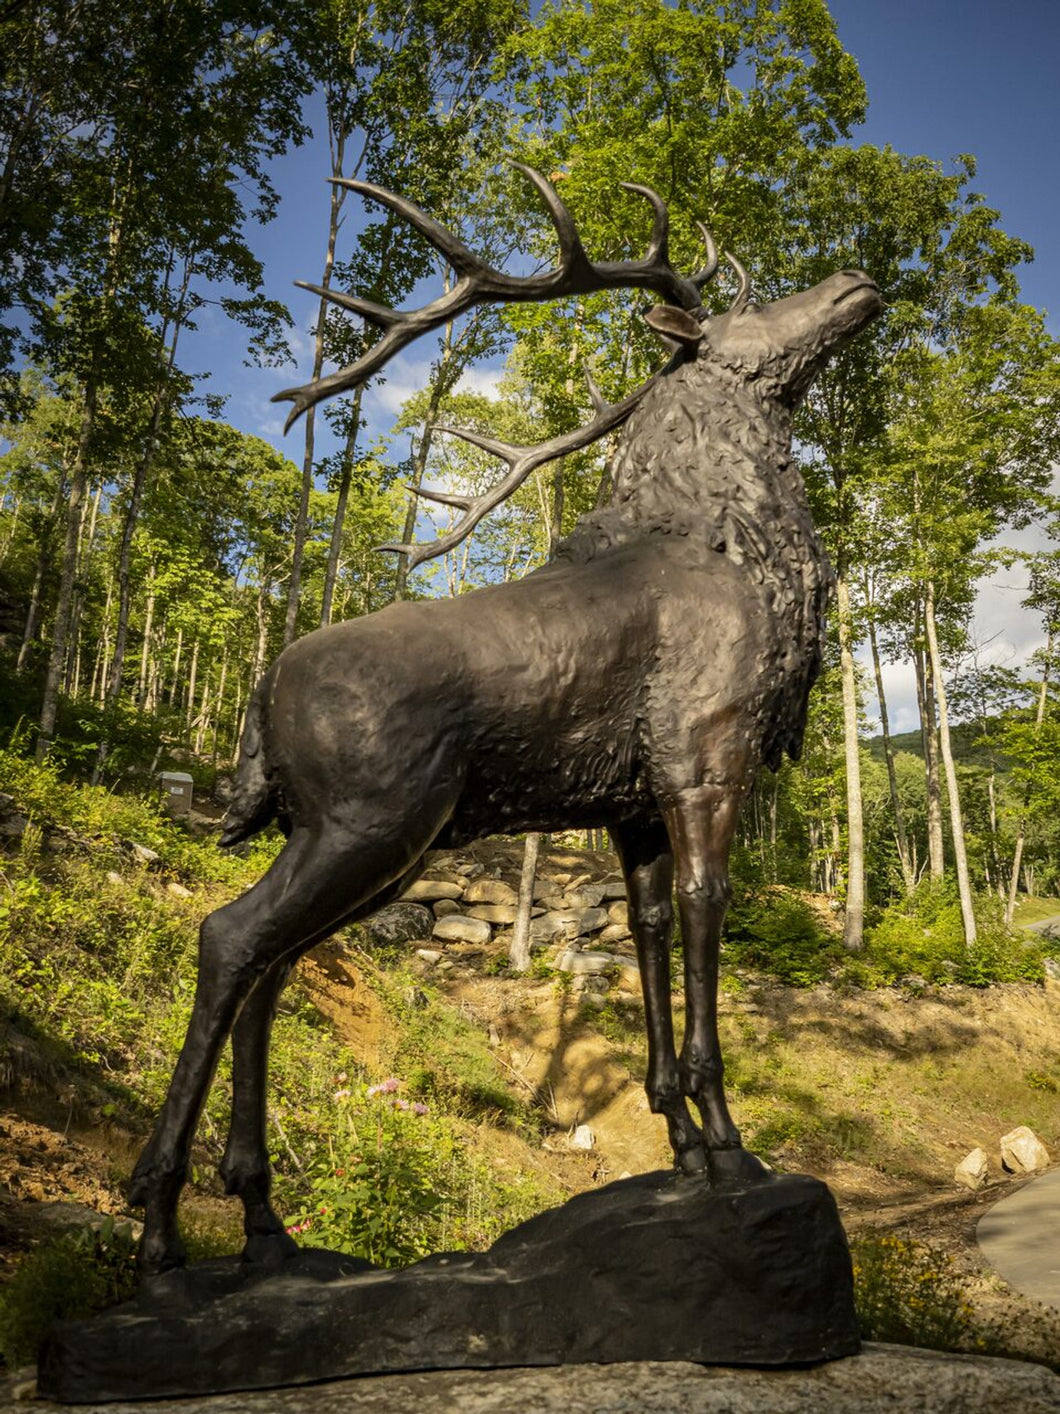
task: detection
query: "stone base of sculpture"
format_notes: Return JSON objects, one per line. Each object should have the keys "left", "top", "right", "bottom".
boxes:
{"left": 38, "top": 1170, "right": 859, "bottom": 1403}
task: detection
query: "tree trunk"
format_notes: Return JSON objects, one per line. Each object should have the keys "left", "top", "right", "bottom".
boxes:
{"left": 509, "top": 832, "right": 540, "bottom": 973}
{"left": 136, "top": 576, "right": 156, "bottom": 703}
{"left": 320, "top": 387, "right": 364, "bottom": 627}
{"left": 184, "top": 637, "right": 200, "bottom": 736}
{"left": 284, "top": 132, "right": 348, "bottom": 646}
{"left": 923, "top": 581, "right": 977, "bottom": 945}
{"left": 1005, "top": 632, "right": 1052, "bottom": 924}
{"left": 835, "top": 574, "right": 864, "bottom": 951}
{"left": 867, "top": 615, "right": 915, "bottom": 893}
{"left": 914, "top": 642, "right": 945, "bottom": 879}
{"left": 105, "top": 255, "right": 190, "bottom": 713}
{"left": 36, "top": 378, "right": 98, "bottom": 758}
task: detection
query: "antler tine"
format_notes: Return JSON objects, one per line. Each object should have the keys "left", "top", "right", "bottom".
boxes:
{"left": 509, "top": 162, "right": 595, "bottom": 282}
{"left": 330, "top": 177, "right": 487, "bottom": 281}
{"left": 690, "top": 224, "right": 720, "bottom": 293}
{"left": 407, "top": 484, "right": 474, "bottom": 511}
{"left": 620, "top": 183, "right": 669, "bottom": 265}
{"left": 584, "top": 367, "right": 608, "bottom": 415}
{"left": 726, "top": 250, "right": 752, "bottom": 311}
{"left": 378, "top": 366, "right": 673, "bottom": 571}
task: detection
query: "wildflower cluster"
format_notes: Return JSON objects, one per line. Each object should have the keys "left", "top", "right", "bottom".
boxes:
{"left": 851, "top": 1232, "right": 976, "bottom": 1352}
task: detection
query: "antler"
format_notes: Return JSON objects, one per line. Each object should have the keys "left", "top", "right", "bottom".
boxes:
{"left": 273, "top": 163, "right": 719, "bottom": 431}
{"left": 380, "top": 364, "right": 673, "bottom": 572}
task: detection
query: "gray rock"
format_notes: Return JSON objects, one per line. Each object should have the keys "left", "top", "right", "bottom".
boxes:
{"left": 1000, "top": 1125, "right": 1050, "bottom": 1174}
{"left": 402, "top": 879, "right": 465, "bottom": 903}
{"left": 464, "top": 877, "right": 518, "bottom": 907}
{"left": 166, "top": 882, "right": 192, "bottom": 899}
{"left": 954, "top": 1147, "right": 989, "bottom": 1191}
{"left": 359, "top": 903, "right": 434, "bottom": 948}
{"left": 39, "top": 1172, "right": 861, "bottom": 1402}
{"left": 126, "top": 840, "right": 161, "bottom": 866}
{"left": 601, "top": 878, "right": 628, "bottom": 900}
{"left": 432, "top": 898, "right": 460, "bottom": 918}
{"left": 598, "top": 921, "right": 631, "bottom": 945}
{"left": 432, "top": 914, "right": 492, "bottom": 946}
{"left": 575, "top": 906, "right": 609, "bottom": 934}
{"left": 563, "top": 884, "right": 606, "bottom": 909}
{"left": 608, "top": 900, "right": 630, "bottom": 928}
{"left": 568, "top": 1123, "right": 595, "bottom": 1151}
{"left": 415, "top": 949, "right": 443, "bottom": 965}
{"left": 556, "top": 949, "right": 613, "bottom": 975}
{"left": 467, "top": 903, "right": 518, "bottom": 925}
{"left": 29, "top": 1348, "right": 1060, "bottom": 1414}
{"left": 530, "top": 909, "right": 582, "bottom": 941}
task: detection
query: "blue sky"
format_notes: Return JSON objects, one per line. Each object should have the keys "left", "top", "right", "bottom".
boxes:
{"left": 182, "top": 1, "right": 1060, "bottom": 728}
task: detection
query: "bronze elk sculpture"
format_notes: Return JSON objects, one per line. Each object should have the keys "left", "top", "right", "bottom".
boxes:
{"left": 130, "top": 166, "right": 882, "bottom": 1273}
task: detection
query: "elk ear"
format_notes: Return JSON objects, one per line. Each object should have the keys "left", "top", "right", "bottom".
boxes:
{"left": 644, "top": 304, "right": 704, "bottom": 349}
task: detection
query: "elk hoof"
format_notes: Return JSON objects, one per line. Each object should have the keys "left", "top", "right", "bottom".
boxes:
{"left": 242, "top": 1229, "right": 300, "bottom": 1267}
{"left": 136, "top": 1228, "right": 188, "bottom": 1280}
{"left": 707, "top": 1145, "right": 772, "bottom": 1186}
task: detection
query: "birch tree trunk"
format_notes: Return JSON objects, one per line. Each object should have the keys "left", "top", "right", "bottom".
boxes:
{"left": 914, "top": 642, "right": 946, "bottom": 879}
{"left": 509, "top": 832, "right": 540, "bottom": 973}
{"left": 835, "top": 574, "right": 864, "bottom": 951}
{"left": 1005, "top": 632, "right": 1052, "bottom": 924}
{"left": 320, "top": 386, "right": 365, "bottom": 627}
{"left": 867, "top": 615, "right": 915, "bottom": 893}
{"left": 923, "top": 581, "right": 977, "bottom": 945}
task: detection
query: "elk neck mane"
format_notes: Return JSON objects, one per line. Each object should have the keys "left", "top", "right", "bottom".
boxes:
{"left": 554, "top": 352, "right": 834, "bottom": 766}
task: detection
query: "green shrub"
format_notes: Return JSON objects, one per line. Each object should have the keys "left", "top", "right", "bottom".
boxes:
{"left": 0, "top": 1219, "right": 138, "bottom": 1369}
{"left": 851, "top": 1231, "right": 976, "bottom": 1351}
{"left": 865, "top": 881, "right": 1045, "bottom": 986}
{"left": 723, "top": 887, "right": 840, "bottom": 986}
{"left": 275, "top": 1077, "right": 557, "bottom": 1264}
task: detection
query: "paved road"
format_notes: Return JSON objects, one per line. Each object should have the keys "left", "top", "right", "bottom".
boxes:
{"left": 978, "top": 1167, "right": 1060, "bottom": 1307}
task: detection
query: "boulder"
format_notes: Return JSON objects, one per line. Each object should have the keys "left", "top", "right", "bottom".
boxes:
{"left": 598, "top": 922, "right": 631, "bottom": 946}
{"left": 1000, "top": 1125, "right": 1050, "bottom": 1175}
{"left": 569, "top": 1124, "right": 595, "bottom": 1151}
{"left": 432, "top": 914, "right": 492, "bottom": 946}
{"left": 126, "top": 840, "right": 161, "bottom": 867}
{"left": 433, "top": 898, "right": 461, "bottom": 918}
{"left": 359, "top": 903, "right": 435, "bottom": 948}
{"left": 467, "top": 904, "right": 518, "bottom": 925}
{"left": 531, "top": 910, "right": 583, "bottom": 942}
{"left": 607, "top": 900, "right": 629, "bottom": 928}
{"left": 613, "top": 961, "right": 642, "bottom": 993}
{"left": 575, "top": 906, "right": 609, "bottom": 935}
{"left": 556, "top": 949, "right": 613, "bottom": 975}
{"left": 402, "top": 879, "right": 465, "bottom": 903}
{"left": 601, "top": 878, "right": 628, "bottom": 900}
{"left": 954, "top": 1147, "right": 989, "bottom": 1191}
{"left": 564, "top": 884, "right": 606, "bottom": 909}
{"left": 464, "top": 877, "right": 518, "bottom": 907}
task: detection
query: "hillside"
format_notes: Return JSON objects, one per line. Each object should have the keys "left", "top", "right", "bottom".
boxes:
{"left": 0, "top": 761, "right": 1058, "bottom": 1371}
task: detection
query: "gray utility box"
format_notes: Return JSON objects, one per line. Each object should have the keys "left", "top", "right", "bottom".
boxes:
{"left": 160, "top": 771, "right": 194, "bottom": 818}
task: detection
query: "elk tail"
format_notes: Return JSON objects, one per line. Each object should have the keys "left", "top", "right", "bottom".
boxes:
{"left": 220, "top": 678, "right": 277, "bottom": 848}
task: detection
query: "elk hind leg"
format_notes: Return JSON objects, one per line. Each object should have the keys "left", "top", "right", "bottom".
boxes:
{"left": 131, "top": 824, "right": 411, "bottom": 1273}
{"left": 612, "top": 818, "right": 705, "bottom": 1173}
{"left": 220, "top": 862, "right": 429, "bottom": 1264}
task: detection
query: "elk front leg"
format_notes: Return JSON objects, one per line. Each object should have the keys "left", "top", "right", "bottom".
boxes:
{"left": 664, "top": 784, "right": 770, "bottom": 1185}
{"left": 611, "top": 818, "right": 705, "bottom": 1173}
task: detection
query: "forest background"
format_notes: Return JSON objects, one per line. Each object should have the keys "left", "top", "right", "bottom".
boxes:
{"left": 4, "top": 0, "right": 1060, "bottom": 960}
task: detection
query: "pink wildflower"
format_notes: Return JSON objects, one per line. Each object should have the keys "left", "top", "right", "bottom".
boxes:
{"left": 413, "top": 1102, "right": 429, "bottom": 1116}
{"left": 367, "top": 1077, "right": 400, "bottom": 1097}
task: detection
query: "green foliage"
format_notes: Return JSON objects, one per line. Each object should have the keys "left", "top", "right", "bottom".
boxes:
{"left": 864, "top": 881, "right": 1045, "bottom": 986}
{"left": 278, "top": 1077, "right": 550, "bottom": 1265}
{"left": 723, "top": 876, "right": 841, "bottom": 987}
{"left": 851, "top": 1232, "right": 976, "bottom": 1352}
{"left": 0, "top": 1219, "right": 138, "bottom": 1370}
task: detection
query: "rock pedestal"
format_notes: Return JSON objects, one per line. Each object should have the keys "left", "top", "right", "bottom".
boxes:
{"left": 39, "top": 1171, "right": 859, "bottom": 1404}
